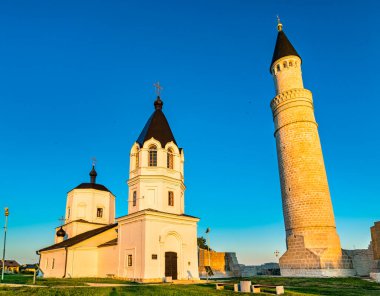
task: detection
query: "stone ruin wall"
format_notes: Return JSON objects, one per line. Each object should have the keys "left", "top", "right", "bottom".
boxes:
{"left": 371, "top": 222, "right": 380, "bottom": 261}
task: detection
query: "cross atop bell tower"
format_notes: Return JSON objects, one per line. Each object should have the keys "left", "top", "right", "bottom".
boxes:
{"left": 153, "top": 81, "right": 163, "bottom": 96}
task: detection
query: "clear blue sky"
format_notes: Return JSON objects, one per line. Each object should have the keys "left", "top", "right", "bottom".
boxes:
{"left": 0, "top": 0, "right": 379, "bottom": 265}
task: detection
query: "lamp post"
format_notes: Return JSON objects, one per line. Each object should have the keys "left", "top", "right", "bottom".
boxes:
{"left": 1, "top": 208, "right": 9, "bottom": 282}
{"left": 205, "top": 227, "right": 211, "bottom": 282}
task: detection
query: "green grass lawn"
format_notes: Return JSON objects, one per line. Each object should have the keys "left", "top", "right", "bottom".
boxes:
{"left": 0, "top": 275, "right": 379, "bottom": 295}
{"left": 1, "top": 274, "right": 136, "bottom": 286}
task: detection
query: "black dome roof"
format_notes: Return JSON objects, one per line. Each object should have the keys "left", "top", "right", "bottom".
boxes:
{"left": 56, "top": 226, "right": 66, "bottom": 237}
{"left": 136, "top": 96, "right": 177, "bottom": 147}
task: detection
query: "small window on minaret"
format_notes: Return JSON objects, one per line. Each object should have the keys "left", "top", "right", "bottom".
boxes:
{"left": 149, "top": 145, "right": 157, "bottom": 166}
{"left": 168, "top": 191, "right": 174, "bottom": 206}
{"left": 167, "top": 148, "right": 174, "bottom": 169}
{"left": 133, "top": 191, "right": 137, "bottom": 207}
{"left": 67, "top": 207, "right": 70, "bottom": 219}
{"left": 52, "top": 258, "right": 55, "bottom": 269}
{"left": 97, "top": 208, "right": 103, "bottom": 218}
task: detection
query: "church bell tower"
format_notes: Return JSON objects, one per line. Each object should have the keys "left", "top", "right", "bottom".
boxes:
{"left": 127, "top": 93, "right": 185, "bottom": 216}
{"left": 269, "top": 19, "right": 353, "bottom": 276}
{"left": 117, "top": 86, "right": 199, "bottom": 281}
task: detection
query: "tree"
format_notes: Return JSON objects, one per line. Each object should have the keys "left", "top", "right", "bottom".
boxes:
{"left": 197, "top": 236, "right": 211, "bottom": 250}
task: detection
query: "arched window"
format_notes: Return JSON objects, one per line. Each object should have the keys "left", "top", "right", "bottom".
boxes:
{"left": 283, "top": 61, "right": 288, "bottom": 68}
{"left": 167, "top": 148, "right": 174, "bottom": 169}
{"left": 96, "top": 207, "right": 103, "bottom": 218}
{"left": 168, "top": 191, "right": 174, "bottom": 206}
{"left": 289, "top": 61, "right": 293, "bottom": 67}
{"left": 149, "top": 145, "right": 157, "bottom": 166}
{"left": 277, "top": 64, "right": 281, "bottom": 71}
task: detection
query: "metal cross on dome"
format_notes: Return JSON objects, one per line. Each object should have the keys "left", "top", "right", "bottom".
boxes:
{"left": 92, "top": 157, "right": 97, "bottom": 167}
{"left": 153, "top": 82, "right": 163, "bottom": 96}
{"left": 58, "top": 216, "right": 66, "bottom": 224}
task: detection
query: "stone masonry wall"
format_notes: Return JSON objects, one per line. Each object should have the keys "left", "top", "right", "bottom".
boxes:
{"left": 345, "top": 248, "right": 373, "bottom": 276}
{"left": 198, "top": 249, "right": 241, "bottom": 277}
{"left": 198, "top": 249, "right": 227, "bottom": 274}
{"left": 371, "top": 222, "right": 380, "bottom": 260}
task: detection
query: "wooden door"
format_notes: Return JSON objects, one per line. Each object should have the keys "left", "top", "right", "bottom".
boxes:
{"left": 165, "top": 252, "right": 178, "bottom": 280}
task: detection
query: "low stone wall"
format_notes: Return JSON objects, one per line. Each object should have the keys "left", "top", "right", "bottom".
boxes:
{"left": 344, "top": 248, "right": 373, "bottom": 276}
{"left": 281, "top": 268, "right": 356, "bottom": 277}
{"left": 240, "top": 265, "right": 258, "bottom": 277}
{"left": 198, "top": 248, "right": 282, "bottom": 278}
{"left": 198, "top": 249, "right": 227, "bottom": 274}
{"left": 371, "top": 222, "right": 380, "bottom": 260}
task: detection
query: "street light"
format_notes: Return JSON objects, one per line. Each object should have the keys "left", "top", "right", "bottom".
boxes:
{"left": 206, "top": 228, "right": 211, "bottom": 266}
{"left": 1, "top": 208, "right": 9, "bottom": 282}
{"left": 205, "top": 227, "right": 211, "bottom": 282}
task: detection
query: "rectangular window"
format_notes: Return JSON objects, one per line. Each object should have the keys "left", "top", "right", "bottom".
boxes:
{"left": 167, "top": 151, "right": 173, "bottom": 169}
{"left": 152, "top": 254, "right": 158, "bottom": 260}
{"left": 168, "top": 191, "right": 174, "bottom": 206}
{"left": 97, "top": 208, "right": 103, "bottom": 218}
{"left": 128, "top": 254, "right": 133, "bottom": 267}
{"left": 149, "top": 150, "right": 157, "bottom": 167}
{"left": 67, "top": 208, "right": 70, "bottom": 219}
{"left": 52, "top": 258, "right": 55, "bottom": 269}
{"left": 133, "top": 191, "right": 137, "bottom": 207}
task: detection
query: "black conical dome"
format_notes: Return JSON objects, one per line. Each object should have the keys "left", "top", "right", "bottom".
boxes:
{"left": 137, "top": 96, "right": 177, "bottom": 147}
{"left": 56, "top": 226, "right": 66, "bottom": 237}
{"left": 270, "top": 30, "right": 301, "bottom": 72}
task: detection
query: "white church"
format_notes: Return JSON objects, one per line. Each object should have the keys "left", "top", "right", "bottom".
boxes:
{"left": 37, "top": 94, "right": 200, "bottom": 281}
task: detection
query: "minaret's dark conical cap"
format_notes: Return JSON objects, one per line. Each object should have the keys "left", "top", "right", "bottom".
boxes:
{"left": 270, "top": 30, "right": 301, "bottom": 72}
{"left": 137, "top": 96, "right": 177, "bottom": 147}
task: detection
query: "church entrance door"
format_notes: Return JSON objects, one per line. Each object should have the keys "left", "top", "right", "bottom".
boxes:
{"left": 165, "top": 252, "right": 178, "bottom": 280}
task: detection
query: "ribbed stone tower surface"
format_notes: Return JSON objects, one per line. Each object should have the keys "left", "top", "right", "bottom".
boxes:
{"left": 269, "top": 21, "right": 354, "bottom": 277}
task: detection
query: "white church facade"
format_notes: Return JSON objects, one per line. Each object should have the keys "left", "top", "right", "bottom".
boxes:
{"left": 37, "top": 95, "right": 200, "bottom": 281}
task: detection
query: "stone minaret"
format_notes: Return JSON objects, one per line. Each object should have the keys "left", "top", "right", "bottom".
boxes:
{"left": 269, "top": 20, "right": 353, "bottom": 276}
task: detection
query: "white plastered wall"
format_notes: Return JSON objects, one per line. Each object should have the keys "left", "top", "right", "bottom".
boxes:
{"left": 65, "top": 188, "right": 115, "bottom": 236}
{"left": 39, "top": 249, "right": 67, "bottom": 278}
{"left": 128, "top": 139, "right": 185, "bottom": 216}
{"left": 117, "top": 210, "right": 199, "bottom": 281}
{"left": 41, "top": 226, "right": 118, "bottom": 278}
{"left": 98, "top": 245, "right": 118, "bottom": 277}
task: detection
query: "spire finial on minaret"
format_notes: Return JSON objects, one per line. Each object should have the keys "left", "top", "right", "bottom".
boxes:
{"left": 153, "top": 81, "right": 164, "bottom": 110}
{"left": 277, "top": 15, "right": 283, "bottom": 32}
{"left": 90, "top": 157, "right": 97, "bottom": 184}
